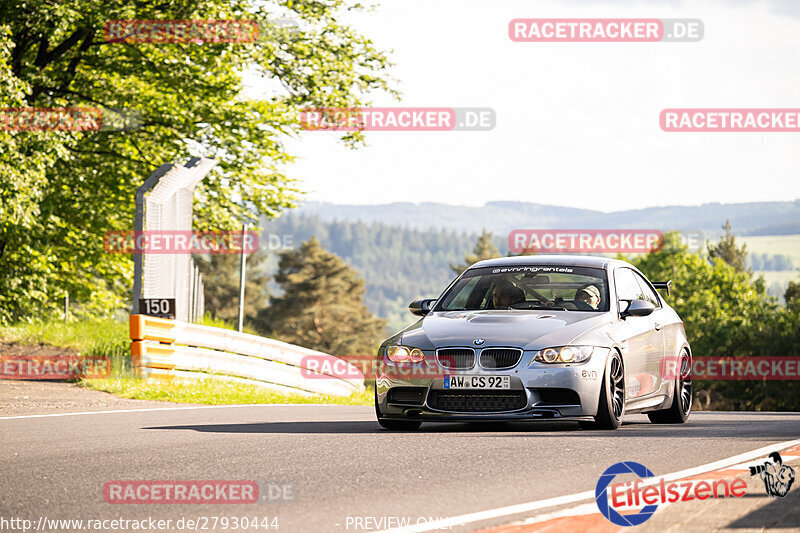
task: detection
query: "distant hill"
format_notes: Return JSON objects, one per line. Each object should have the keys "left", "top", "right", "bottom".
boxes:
{"left": 297, "top": 199, "right": 800, "bottom": 237}
{"left": 261, "top": 212, "right": 477, "bottom": 333}
{"left": 259, "top": 203, "right": 800, "bottom": 334}
{"left": 745, "top": 223, "right": 800, "bottom": 236}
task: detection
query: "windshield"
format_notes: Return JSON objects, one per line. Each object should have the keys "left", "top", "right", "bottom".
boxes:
{"left": 435, "top": 265, "right": 609, "bottom": 312}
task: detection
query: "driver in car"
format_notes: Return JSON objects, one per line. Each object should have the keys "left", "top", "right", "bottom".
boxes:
{"left": 492, "top": 279, "right": 525, "bottom": 308}
{"left": 575, "top": 285, "right": 601, "bottom": 310}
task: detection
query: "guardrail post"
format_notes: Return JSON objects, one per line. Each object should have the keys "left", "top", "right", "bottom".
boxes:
{"left": 237, "top": 223, "right": 247, "bottom": 332}
{"left": 132, "top": 163, "right": 174, "bottom": 315}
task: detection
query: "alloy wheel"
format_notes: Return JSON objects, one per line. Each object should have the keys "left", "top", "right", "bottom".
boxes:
{"left": 610, "top": 354, "right": 625, "bottom": 419}
{"left": 679, "top": 352, "right": 692, "bottom": 415}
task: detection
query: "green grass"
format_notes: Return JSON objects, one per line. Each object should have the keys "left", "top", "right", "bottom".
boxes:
{"left": 196, "top": 313, "right": 262, "bottom": 336}
{"left": 81, "top": 377, "right": 373, "bottom": 405}
{"left": 740, "top": 234, "right": 800, "bottom": 267}
{"left": 718, "top": 234, "right": 800, "bottom": 302}
{"left": 0, "top": 318, "right": 133, "bottom": 378}
{"left": 0, "top": 318, "right": 128, "bottom": 353}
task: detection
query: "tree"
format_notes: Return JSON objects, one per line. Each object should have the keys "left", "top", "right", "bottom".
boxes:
{"left": 450, "top": 229, "right": 500, "bottom": 275}
{"left": 195, "top": 250, "right": 270, "bottom": 327}
{"left": 707, "top": 220, "right": 748, "bottom": 272}
{"left": 632, "top": 234, "right": 774, "bottom": 359}
{"left": 0, "top": 0, "right": 395, "bottom": 324}
{"left": 256, "top": 237, "right": 386, "bottom": 355}
{"left": 629, "top": 232, "right": 800, "bottom": 410}
{"left": 261, "top": 212, "right": 476, "bottom": 333}
{"left": 785, "top": 279, "right": 800, "bottom": 310}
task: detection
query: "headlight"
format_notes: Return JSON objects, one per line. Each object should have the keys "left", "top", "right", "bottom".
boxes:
{"left": 386, "top": 345, "right": 425, "bottom": 363}
{"left": 531, "top": 346, "right": 594, "bottom": 364}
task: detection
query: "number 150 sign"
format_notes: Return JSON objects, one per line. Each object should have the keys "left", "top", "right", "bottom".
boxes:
{"left": 141, "top": 298, "right": 176, "bottom": 319}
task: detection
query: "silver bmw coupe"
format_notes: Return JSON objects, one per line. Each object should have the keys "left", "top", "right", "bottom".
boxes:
{"left": 375, "top": 255, "right": 692, "bottom": 430}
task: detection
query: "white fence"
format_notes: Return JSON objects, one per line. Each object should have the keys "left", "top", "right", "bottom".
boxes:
{"left": 130, "top": 315, "right": 365, "bottom": 397}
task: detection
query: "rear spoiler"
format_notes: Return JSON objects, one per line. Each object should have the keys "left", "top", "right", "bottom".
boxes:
{"left": 652, "top": 280, "right": 672, "bottom": 295}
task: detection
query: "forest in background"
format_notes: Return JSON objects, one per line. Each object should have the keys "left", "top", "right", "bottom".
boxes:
{"left": 256, "top": 212, "right": 799, "bottom": 332}
{"left": 260, "top": 212, "right": 479, "bottom": 332}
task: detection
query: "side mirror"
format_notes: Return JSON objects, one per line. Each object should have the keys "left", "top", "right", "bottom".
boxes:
{"left": 622, "top": 299, "right": 655, "bottom": 317}
{"left": 409, "top": 299, "right": 436, "bottom": 317}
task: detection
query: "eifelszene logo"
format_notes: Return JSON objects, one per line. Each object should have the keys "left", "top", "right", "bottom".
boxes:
{"left": 596, "top": 461, "right": 747, "bottom": 526}
{"left": 596, "top": 462, "right": 658, "bottom": 526}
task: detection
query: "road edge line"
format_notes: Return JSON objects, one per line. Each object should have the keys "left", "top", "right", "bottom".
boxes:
{"left": 0, "top": 403, "right": 350, "bottom": 420}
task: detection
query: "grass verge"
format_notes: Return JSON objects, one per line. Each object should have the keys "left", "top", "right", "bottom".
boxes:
{"left": 81, "top": 377, "right": 373, "bottom": 405}
{"left": 0, "top": 318, "right": 129, "bottom": 353}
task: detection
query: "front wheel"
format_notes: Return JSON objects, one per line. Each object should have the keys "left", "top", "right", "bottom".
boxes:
{"left": 648, "top": 350, "right": 692, "bottom": 424}
{"left": 580, "top": 350, "right": 625, "bottom": 430}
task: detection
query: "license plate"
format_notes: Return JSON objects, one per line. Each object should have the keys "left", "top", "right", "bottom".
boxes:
{"left": 443, "top": 375, "right": 510, "bottom": 390}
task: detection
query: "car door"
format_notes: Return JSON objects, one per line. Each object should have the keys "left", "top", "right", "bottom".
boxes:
{"left": 612, "top": 268, "right": 663, "bottom": 402}
{"left": 631, "top": 270, "right": 668, "bottom": 398}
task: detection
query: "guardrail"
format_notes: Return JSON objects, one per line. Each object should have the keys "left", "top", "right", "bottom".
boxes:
{"left": 129, "top": 315, "right": 365, "bottom": 397}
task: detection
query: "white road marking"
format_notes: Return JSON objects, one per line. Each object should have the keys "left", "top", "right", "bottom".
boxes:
{"left": 377, "top": 438, "right": 800, "bottom": 533}
{"left": 0, "top": 403, "right": 346, "bottom": 420}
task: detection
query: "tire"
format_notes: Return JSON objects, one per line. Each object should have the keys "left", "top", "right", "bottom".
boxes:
{"left": 580, "top": 350, "right": 625, "bottom": 430}
{"left": 648, "top": 349, "right": 692, "bottom": 424}
{"left": 375, "top": 389, "right": 422, "bottom": 431}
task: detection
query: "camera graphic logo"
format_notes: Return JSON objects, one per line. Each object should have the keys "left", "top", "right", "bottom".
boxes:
{"left": 750, "top": 452, "right": 795, "bottom": 498}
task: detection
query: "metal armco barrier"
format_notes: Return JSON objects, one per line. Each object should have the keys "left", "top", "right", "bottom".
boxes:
{"left": 130, "top": 315, "right": 365, "bottom": 396}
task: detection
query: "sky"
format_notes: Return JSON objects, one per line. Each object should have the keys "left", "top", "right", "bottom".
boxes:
{"left": 259, "top": 0, "right": 800, "bottom": 212}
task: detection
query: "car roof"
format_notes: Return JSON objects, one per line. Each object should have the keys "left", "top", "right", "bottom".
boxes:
{"left": 469, "top": 255, "right": 634, "bottom": 271}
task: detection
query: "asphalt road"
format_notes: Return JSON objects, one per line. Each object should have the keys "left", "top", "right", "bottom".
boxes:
{"left": 2, "top": 404, "right": 800, "bottom": 532}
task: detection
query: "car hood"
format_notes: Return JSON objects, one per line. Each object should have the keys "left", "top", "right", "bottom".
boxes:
{"left": 401, "top": 310, "right": 613, "bottom": 351}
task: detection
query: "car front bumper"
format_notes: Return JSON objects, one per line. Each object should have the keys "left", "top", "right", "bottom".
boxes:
{"left": 376, "top": 348, "right": 609, "bottom": 422}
